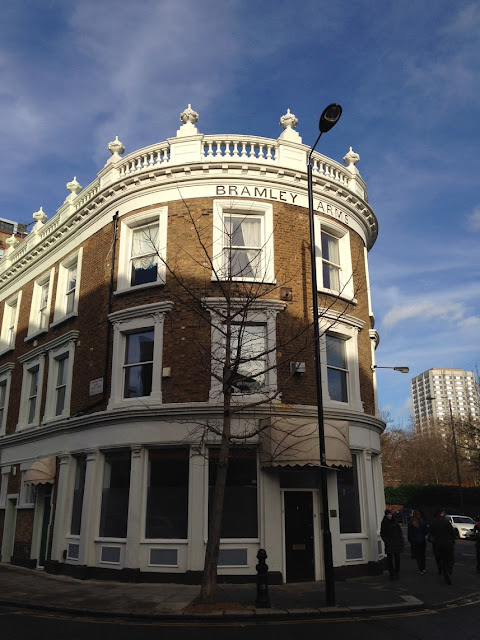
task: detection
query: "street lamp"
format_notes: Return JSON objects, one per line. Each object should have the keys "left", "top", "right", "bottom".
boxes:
{"left": 372, "top": 365, "right": 410, "bottom": 374}
{"left": 307, "top": 103, "right": 342, "bottom": 608}
{"left": 427, "top": 396, "right": 463, "bottom": 511}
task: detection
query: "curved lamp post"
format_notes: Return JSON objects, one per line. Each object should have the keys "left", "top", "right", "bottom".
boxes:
{"left": 307, "top": 103, "right": 342, "bottom": 608}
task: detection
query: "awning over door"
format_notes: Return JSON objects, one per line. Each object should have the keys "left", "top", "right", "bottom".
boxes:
{"left": 260, "top": 417, "right": 352, "bottom": 469}
{"left": 24, "top": 457, "right": 56, "bottom": 485}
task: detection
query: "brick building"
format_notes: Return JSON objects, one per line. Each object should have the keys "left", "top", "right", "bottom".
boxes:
{"left": 0, "top": 106, "right": 386, "bottom": 583}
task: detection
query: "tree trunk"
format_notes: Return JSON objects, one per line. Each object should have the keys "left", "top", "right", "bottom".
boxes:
{"left": 198, "top": 394, "right": 232, "bottom": 602}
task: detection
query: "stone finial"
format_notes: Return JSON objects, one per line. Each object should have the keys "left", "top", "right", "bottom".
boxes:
{"left": 66, "top": 176, "right": 82, "bottom": 196}
{"left": 5, "top": 234, "right": 19, "bottom": 252}
{"left": 176, "top": 104, "right": 200, "bottom": 137}
{"left": 180, "top": 104, "right": 199, "bottom": 125}
{"left": 32, "top": 206, "right": 48, "bottom": 225}
{"left": 108, "top": 135, "right": 125, "bottom": 157}
{"left": 343, "top": 146, "right": 360, "bottom": 168}
{"left": 278, "top": 108, "right": 302, "bottom": 143}
{"left": 280, "top": 108, "right": 298, "bottom": 131}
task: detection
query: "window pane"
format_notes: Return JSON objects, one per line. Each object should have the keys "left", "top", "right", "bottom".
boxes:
{"left": 321, "top": 233, "right": 339, "bottom": 264}
{"left": 145, "top": 449, "right": 189, "bottom": 539}
{"left": 208, "top": 449, "right": 258, "bottom": 538}
{"left": 124, "top": 331, "right": 154, "bottom": 398}
{"left": 99, "top": 454, "right": 131, "bottom": 538}
{"left": 224, "top": 215, "right": 262, "bottom": 279}
{"left": 326, "top": 335, "right": 346, "bottom": 369}
{"left": 131, "top": 224, "right": 158, "bottom": 286}
{"left": 337, "top": 455, "right": 361, "bottom": 533}
{"left": 327, "top": 368, "right": 348, "bottom": 402}
{"left": 321, "top": 233, "right": 340, "bottom": 291}
{"left": 230, "top": 324, "right": 266, "bottom": 392}
{"left": 55, "top": 356, "right": 68, "bottom": 415}
{"left": 70, "top": 456, "right": 87, "bottom": 535}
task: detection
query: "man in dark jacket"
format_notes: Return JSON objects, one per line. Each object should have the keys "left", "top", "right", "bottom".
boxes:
{"left": 429, "top": 509, "right": 455, "bottom": 584}
{"left": 381, "top": 509, "right": 404, "bottom": 579}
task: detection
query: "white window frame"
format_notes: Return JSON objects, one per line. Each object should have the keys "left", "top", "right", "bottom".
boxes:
{"left": 319, "top": 309, "right": 363, "bottom": 412}
{"left": 0, "top": 470, "right": 9, "bottom": 508}
{"left": 17, "top": 355, "right": 45, "bottom": 429}
{"left": 203, "top": 297, "right": 285, "bottom": 403}
{"left": 116, "top": 208, "right": 168, "bottom": 294}
{"left": 0, "top": 363, "right": 14, "bottom": 436}
{"left": 18, "top": 471, "right": 35, "bottom": 508}
{"left": 52, "top": 249, "right": 83, "bottom": 326}
{"left": 337, "top": 451, "right": 365, "bottom": 538}
{"left": 43, "top": 333, "right": 78, "bottom": 422}
{"left": 212, "top": 200, "right": 275, "bottom": 284}
{"left": 108, "top": 302, "right": 173, "bottom": 409}
{"left": 314, "top": 218, "right": 354, "bottom": 301}
{"left": 0, "top": 292, "right": 22, "bottom": 355}
{"left": 27, "top": 268, "right": 54, "bottom": 340}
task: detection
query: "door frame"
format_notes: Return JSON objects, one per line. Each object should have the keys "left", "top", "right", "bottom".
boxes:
{"left": 1, "top": 495, "right": 18, "bottom": 563}
{"left": 281, "top": 488, "right": 323, "bottom": 583}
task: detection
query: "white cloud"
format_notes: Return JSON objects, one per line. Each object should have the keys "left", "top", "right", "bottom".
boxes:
{"left": 466, "top": 205, "right": 480, "bottom": 231}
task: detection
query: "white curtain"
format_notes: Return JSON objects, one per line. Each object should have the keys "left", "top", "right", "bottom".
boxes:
{"left": 131, "top": 226, "right": 158, "bottom": 270}
{"left": 240, "top": 217, "right": 261, "bottom": 278}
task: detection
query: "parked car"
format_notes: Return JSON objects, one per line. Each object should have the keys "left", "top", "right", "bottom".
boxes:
{"left": 445, "top": 515, "right": 477, "bottom": 539}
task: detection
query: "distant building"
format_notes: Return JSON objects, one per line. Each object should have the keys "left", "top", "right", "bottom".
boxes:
{"left": 0, "top": 217, "right": 28, "bottom": 260}
{"left": 411, "top": 368, "right": 480, "bottom": 433}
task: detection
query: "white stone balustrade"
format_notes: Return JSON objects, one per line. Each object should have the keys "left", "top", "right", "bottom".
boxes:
{"left": 0, "top": 106, "right": 373, "bottom": 281}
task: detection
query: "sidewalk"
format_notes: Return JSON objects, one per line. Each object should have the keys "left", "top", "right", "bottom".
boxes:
{"left": 0, "top": 546, "right": 479, "bottom": 621}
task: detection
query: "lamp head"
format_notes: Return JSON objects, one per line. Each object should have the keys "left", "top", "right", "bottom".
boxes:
{"left": 393, "top": 367, "right": 409, "bottom": 374}
{"left": 319, "top": 103, "right": 342, "bottom": 133}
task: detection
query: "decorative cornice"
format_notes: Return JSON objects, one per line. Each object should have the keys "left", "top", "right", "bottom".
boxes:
{"left": 18, "top": 330, "right": 79, "bottom": 363}
{"left": 108, "top": 301, "right": 174, "bottom": 325}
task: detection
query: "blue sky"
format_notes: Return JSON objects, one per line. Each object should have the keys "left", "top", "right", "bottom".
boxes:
{"left": 1, "top": 1, "right": 479, "bottom": 425}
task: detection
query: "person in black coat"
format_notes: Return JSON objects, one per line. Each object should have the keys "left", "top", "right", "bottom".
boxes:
{"left": 408, "top": 509, "right": 429, "bottom": 574}
{"left": 429, "top": 509, "right": 455, "bottom": 584}
{"left": 381, "top": 509, "right": 404, "bottom": 579}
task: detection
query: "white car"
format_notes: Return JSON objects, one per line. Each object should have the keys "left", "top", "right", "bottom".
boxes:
{"left": 445, "top": 515, "right": 477, "bottom": 539}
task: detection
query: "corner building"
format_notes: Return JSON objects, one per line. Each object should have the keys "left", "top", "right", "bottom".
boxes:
{"left": 0, "top": 106, "right": 386, "bottom": 583}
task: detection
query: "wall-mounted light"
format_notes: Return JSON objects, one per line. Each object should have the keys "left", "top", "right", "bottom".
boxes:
{"left": 371, "top": 365, "right": 409, "bottom": 374}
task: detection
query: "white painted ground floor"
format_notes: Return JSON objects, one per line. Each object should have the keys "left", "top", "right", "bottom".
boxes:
{"left": 0, "top": 412, "right": 386, "bottom": 582}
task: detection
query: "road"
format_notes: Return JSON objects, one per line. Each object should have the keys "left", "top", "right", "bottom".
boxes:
{"left": 0, "top": 599, "right": 479, "bottom": 640}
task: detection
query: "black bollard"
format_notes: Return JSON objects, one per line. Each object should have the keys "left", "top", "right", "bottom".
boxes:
{"left": 255, "top": 548, "right": 271, "bottom": 608}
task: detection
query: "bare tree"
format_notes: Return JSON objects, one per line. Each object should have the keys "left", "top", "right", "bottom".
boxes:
{"left": 135, "top": 197, "right": 364, "bottom": 601}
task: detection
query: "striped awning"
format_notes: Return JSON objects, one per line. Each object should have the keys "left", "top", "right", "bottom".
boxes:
{"left": 260, "top": 417, "right": 352, "bottom": 469}
{"left": 24, "top": 457, "right": 56, "bottom": 485}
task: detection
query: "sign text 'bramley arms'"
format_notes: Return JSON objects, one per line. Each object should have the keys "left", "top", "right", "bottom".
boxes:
{"left": 215, "top": 184, "right": 350, "bottom": 225}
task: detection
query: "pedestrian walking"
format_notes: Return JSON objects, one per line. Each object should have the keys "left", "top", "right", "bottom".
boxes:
{"left": 429, "top": 509, "right": 455, "bottom": 585}
{"left": 474, "top": 521, "right": 480, "bottom": 573}
{"left": 408, "top": 509, "right": 428, "bottom": 574}
{"left": 381, "top": 509, "right": 404, "bottom": 580}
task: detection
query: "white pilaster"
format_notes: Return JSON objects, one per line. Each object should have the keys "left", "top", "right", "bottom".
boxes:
{"left": 78, "top": 449, "right": 101, "bottom": 566}
{"left": 125, "top": 445, "right": 145, "bottom": 568}
{"left": 50, "top": 453, "right": 72, "bottom": 561}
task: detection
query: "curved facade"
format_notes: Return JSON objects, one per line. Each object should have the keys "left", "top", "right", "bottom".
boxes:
{"left": 0, "top": 106, "right": 386, "bottom": 583}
